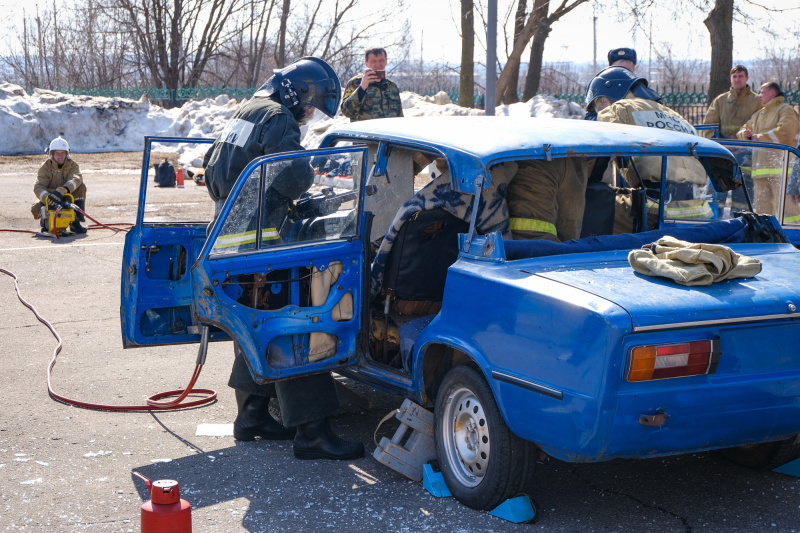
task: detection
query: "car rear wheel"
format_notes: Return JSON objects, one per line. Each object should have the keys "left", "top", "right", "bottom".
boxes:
{"left": 720, "top": 435, "right": 800, "bottom": 470}
{"left": 434, "top": 365, "right": 535, "bottom": 510}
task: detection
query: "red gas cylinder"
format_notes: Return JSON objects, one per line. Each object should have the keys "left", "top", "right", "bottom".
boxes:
{"left": 141, "top": 479, "right": 192, "bottom": 533}
{"left": 176, "top": 168, "right": 185, "bottom": 188}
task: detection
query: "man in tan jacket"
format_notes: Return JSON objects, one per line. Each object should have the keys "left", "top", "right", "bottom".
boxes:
{"left": 703, "top": 65, "right": 762, "bottom": 139}
{"left": 737, "top": 81, "right": 800, "bottom": 218}
{"left": 32, "top": 137, "right": 87, "bottom": 233}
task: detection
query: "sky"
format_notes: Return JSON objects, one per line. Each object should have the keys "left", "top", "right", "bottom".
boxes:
{"left": 2, "top": 0, "right": 797, "bottom": 70}
{"left": 404, "top": 0, "right": 800, "bottom": 67}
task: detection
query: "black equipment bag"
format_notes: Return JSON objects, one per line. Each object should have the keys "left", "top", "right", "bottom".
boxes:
{"left": 383, "top": 208, "right": 470, "bottom": 302}
{"left": 155, "top": 161, "right": 176, "bottom": 187}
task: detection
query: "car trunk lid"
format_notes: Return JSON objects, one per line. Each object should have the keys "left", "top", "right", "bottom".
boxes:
{"left": 521, "top": 243, "right": 800, "bottom": 331}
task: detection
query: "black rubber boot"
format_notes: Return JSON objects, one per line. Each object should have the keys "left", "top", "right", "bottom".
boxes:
{"left": 293, "top": 418, "right": 365, "bottom": 460}
{"left": 70, "top": 199, "right": 87, "bottom": 233}
{"left": 233, "top": 390, "right": 295, "bottom": 441}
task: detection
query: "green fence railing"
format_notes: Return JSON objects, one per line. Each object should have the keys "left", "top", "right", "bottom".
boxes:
{"left": 27, "top": 83, "right": 258, "bottom": 103}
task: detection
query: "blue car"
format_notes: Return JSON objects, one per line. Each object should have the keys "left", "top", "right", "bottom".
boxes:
{"left": 121, "top": 117, "right": 800, "bottom": 511}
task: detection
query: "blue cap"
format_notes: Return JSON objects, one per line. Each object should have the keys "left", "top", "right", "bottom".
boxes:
{"left": 608, "top": 48, "right": 637, "bottom": 66}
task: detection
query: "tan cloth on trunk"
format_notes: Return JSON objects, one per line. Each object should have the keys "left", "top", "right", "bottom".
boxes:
{"left": 628, "top": 236, "right": 762, "bottom": 286}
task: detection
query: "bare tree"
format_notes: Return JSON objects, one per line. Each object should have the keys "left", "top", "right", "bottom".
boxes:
{"left": 501, "top": 0, "right": 527, "bottom": 103}
{"left": 460, "top": 0, "right": 475, "bottom": 107}
{"left": 613, "top": 0, "right": 800, "bottom": 102}
{"left": 494, "top": 0, "right": 587, "bottom": 105}
{"left": 282, "top": 0, "right": 411, "bottom": 75}
{"left": 704, "top": 0, "right": 734, "bottom": 100}
{"left": 275, "top": 0, "right": 290, "bottom": 67}
{"left": 100, "top": 0, "right": 245, "bottom": 95}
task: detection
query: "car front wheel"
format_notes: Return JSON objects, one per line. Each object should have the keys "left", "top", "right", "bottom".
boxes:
{"left": 434, "top": 365, "right": 535, "bottom": 510}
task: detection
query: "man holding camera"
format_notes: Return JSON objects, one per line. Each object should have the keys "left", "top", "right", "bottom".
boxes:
{"left": 341, "top": 47, "right": 403, "bottom": 122}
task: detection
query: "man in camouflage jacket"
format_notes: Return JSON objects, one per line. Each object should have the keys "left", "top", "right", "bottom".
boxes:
{"left": 340, "top": 47, "right": 403, "bottom": 122}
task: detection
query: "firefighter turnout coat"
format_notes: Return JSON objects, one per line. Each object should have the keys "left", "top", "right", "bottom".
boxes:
{"left": 703, "top": 86, "right": 762, "bottom": 139}
{"left": 736, "top": 95, "right": 800, "bottom": 217}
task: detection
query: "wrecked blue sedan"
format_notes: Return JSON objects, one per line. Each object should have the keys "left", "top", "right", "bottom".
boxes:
{"left": 121, "top": 117, "right": 800, "bottom": 511}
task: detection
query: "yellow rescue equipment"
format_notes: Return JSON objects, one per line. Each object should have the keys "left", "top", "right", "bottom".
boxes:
{"left": 42, "top": 193, "right": 75, "bottom": 235}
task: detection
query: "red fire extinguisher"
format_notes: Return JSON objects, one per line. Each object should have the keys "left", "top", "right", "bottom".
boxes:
{"left": 135, "top": 472, "right": 192, "bottom": 532}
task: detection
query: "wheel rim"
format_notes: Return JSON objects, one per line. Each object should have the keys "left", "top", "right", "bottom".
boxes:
{"left": 441, "top": 386, "right": 491, "bottom": 488}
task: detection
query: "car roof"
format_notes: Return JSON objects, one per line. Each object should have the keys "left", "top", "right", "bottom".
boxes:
{"left": 320, "top": 116, "right": 734, "bottom": 193}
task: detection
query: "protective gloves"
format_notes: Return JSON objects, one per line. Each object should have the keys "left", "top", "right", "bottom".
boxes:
{"left": 47, "top": 190, "right": 65, "bottom": 208}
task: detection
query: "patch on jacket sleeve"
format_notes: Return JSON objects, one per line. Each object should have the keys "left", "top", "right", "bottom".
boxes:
{"left": 219, "top": 118, "right": 255, "bottom": 147}
{"left": 632, "top": 111, "right": 696, "bottom": 135}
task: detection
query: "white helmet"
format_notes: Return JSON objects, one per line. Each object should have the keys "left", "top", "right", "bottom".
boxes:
{"left": 48, "top": 137, "right": 70, "bottom": 153}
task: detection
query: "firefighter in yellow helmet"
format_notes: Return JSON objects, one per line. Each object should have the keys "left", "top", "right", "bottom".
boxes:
{"left": 31, "top": 137, "right": 87, "bottom": 233}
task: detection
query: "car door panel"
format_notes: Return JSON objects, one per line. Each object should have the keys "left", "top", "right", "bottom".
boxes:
{"left": 120, "top": 136, "right": 229, "bottom": 348}
{"left": 193, "top": 146, "right": 369, "bottom": 381}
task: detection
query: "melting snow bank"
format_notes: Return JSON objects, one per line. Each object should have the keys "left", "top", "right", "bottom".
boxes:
{"left": 0, "top": 83, "right": 585, "bottom": 156}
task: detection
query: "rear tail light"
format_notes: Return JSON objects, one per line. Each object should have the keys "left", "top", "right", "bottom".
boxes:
{"left": 627, "top": 339, "right": 720, "bottom": 382}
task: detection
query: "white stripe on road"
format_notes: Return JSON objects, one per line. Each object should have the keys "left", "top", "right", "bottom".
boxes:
{"left": 0, "top": 242, "right": 124, "bottom": 252}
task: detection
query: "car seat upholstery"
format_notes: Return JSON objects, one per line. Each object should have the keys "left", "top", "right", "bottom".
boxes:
{"left": 370, "top": 162, "right": 517, "bottom": 296}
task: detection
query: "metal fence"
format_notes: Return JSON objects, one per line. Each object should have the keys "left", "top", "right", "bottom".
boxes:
{"left": 406, "top": 81, "right": 800, "bottom": 112}
{"left": 27, "top": 83, "right": 259, "bottom": 103}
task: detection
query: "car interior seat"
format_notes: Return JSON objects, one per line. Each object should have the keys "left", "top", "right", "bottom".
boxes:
{"left": 383, "top": 208, "right": 469, "bottom": 315}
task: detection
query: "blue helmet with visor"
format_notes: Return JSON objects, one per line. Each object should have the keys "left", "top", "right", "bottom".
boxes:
{"left": 255, "top": 56, "right": 342, "bottom": 118}
{"left": 585, "top": 66, "right": 661, "bottom": 114}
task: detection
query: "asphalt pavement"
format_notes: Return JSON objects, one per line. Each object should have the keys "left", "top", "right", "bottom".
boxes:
{"left": 1, "top": 153, "right": 799, "bottom": 532}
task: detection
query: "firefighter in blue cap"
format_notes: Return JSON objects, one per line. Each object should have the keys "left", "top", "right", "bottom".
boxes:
{"left": 203, "top": 56, "right": 365, "bottom": 462}
{"left": 585, "top": 48, "right": 643, "bottom": 120}
{"left": 608, "top": 47, "right": 637, "bottom": 71}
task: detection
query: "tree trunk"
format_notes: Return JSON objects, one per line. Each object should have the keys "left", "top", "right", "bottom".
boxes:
{"left": 495, "top": 0, "right": 585, "bottom": 106}
{"left": 276, "top": 0, "right": 290, "bottom": 68}
{"left": 459, "top": 0, "right": 474, "bottom": 108}
{"left": 522, "top": 22, "right": 549, "bottom": 100}
{"left": 703, "top": 0, "right": 733, "bottom": 103}
{"left": 502, "top": 0, "right": 527, "bottom": 104}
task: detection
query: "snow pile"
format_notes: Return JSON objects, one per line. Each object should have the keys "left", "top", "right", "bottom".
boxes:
{"left": 0, "top": 81, "right": 584, "bottom": 156}
{"left": 494, "top": 94, "right": 586, "bottom": 119}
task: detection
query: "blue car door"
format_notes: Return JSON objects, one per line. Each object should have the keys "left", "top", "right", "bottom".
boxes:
{"left": 191, "top": 146, "right": 369, "bottom": 382}
{"left": 120, "top": 137, "right": 231, "bottom": 348}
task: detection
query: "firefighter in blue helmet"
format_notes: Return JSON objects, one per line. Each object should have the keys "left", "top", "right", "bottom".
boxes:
{"left": 203, "top": 57, "right": 364, "bottom": 461}
{"left": 584, "top": 62, "right": 660, "bottom": 121}
{"left": 585, "top": 66, "right": 712, "bottom": 229}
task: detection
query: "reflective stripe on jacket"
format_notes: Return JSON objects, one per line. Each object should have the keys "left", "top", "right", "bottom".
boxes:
{"left": 509, "top": 218, "right": 557, "bottom": 236}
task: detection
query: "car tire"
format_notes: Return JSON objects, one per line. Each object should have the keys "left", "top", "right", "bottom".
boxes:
{"left": 434, "top": 365, "right": 535, "bottom": 510}
{"left": 720, "top": 435, "right": 800, "bottom": 470}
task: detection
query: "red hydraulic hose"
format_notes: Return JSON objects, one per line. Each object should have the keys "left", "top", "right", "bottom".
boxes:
{"left": 70, "top": 203, "right": 134, "bottom": 233}
{"left": 0, "top": 203, "right": 132, "bottom": 238}
{"left": 0, "top": 267, "right": 217, "bottom": 412}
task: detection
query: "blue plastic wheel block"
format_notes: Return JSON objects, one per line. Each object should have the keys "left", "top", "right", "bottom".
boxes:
{"left": 422, "top": 463, "right": 451, "bottom": 498}
{"left": 489, "top": 495, "right": 536, "bottom": 523}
